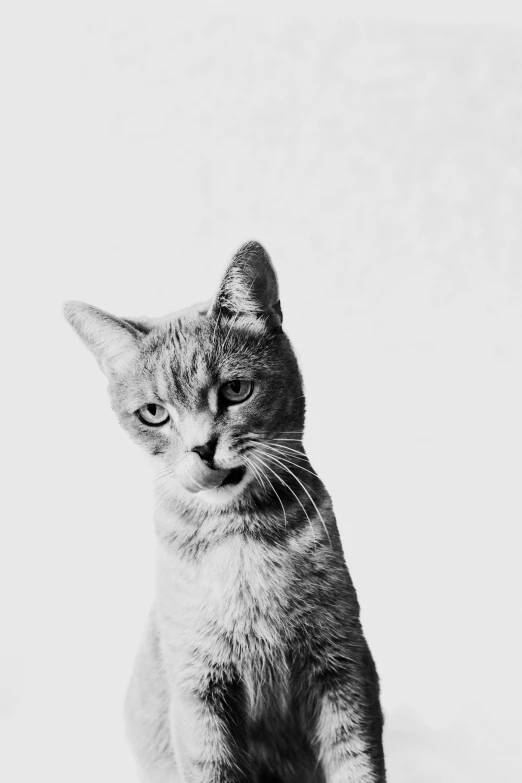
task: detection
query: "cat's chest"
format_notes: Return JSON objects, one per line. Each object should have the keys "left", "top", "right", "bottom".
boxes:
{"left": 156, "top": 532, "right": 293, "bottom": 650}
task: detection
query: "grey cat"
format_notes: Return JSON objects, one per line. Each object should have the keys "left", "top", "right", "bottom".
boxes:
{"left": 64, "top": 242, "right": 386, "bottom": 783}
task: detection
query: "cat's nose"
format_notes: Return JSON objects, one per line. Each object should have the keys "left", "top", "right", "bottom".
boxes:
{"left": 191, "top": 438, "right": 217, "bottom": 466}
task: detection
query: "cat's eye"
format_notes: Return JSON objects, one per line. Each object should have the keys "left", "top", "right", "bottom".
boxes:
{"left": 136, "top": 403, "right": 170, "bottom": 427}
{"left": 220, "top": 380, "right": 253, "bottom": 404}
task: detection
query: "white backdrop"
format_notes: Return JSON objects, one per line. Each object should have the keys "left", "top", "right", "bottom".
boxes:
{"left": 2, "top": 3, "right": 522, "bottom": 781}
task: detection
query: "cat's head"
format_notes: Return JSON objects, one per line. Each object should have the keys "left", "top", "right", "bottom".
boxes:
{"left": 64, "top": 241, "right": 305, "bottom": 509}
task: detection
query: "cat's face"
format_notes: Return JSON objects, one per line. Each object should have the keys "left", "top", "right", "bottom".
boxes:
{"left": 64, "top": 242, "right": 305, "bottom": 509}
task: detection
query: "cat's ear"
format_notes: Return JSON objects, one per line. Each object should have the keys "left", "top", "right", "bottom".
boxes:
{"left": 210, "top": 241, "right": 283, "bottom": 328}
{"left": 63, "top": 301, "right": 148, "bottom": 377}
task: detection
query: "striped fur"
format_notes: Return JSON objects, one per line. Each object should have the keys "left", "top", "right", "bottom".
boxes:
{"left": 64, "top": 241, "right": 386, "bottom": 782}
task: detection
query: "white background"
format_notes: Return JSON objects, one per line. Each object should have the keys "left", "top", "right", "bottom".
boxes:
{"left": 1, "top": 2, "right": 522, "bottom": 781}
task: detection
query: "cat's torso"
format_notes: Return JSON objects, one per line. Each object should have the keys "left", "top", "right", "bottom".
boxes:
{"left": 153, "top": 501, "right": 335, "bottom": 781}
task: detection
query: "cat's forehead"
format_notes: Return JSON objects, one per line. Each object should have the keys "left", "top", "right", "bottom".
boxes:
{"left": 138, "top": 312, "right": 270, "bottom": 408}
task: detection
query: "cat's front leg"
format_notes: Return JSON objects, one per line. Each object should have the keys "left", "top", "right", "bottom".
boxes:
{"left": 168, "top": 669, "right": 247, "bottom": 783}
{"left": 313, "top": 668, "right": 386, "bottom": 783}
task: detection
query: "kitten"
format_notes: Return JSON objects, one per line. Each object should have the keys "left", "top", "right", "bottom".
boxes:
{"left": 64, "top": 241, "right": 386, "bottom": 783}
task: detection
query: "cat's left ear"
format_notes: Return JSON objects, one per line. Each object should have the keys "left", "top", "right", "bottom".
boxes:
{"left": 63, "top": 301, "right": 149, "bottom": 377}
{"left": 209, "top": 241, "right": 283, "bottom": 329}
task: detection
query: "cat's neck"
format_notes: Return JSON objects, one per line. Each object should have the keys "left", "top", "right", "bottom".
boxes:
{"left": 152, "top": 486, "right": 309, "bottom": 560}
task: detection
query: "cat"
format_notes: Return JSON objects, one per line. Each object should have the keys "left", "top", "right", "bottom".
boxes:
{"left": 64, "top": 241, "right": 386, "bottom": 783}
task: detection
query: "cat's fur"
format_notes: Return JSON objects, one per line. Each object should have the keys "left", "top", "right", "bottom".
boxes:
{"left": 64, "top": 242, "right": 386, "bottom": 783}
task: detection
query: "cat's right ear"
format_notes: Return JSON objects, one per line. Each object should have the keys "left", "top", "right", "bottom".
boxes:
{"left": 63, "top": 301, "right": 148, "bottom": 377}
{"left": 209, "top": 241, "right": 283, "bottom": 329}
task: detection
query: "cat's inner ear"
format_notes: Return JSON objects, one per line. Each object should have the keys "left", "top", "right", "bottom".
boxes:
{"left": 209, "top": 241, "right": 283, "bottom": 327}
{"left": 63, "top": 301, "right": 148, "bottom": 376}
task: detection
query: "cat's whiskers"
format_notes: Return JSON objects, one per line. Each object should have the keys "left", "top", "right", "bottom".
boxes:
{"left": 242, "top": 454, "right": 267, "bottom": 494}
{"left": 245, "top": 435, "right": 310, "bottom": 464}
{"left": 244, "top": 449, "right": 277, "bottom": 499}
{"left": 248, "top": 433, "right": 306, "bottom": 444}
{"left": 246, "top": 454, "right": 288, "bottom": 532}
{"left": 253, "top": 448, "right": 332, "bottom": 548}
{"left": 256, "top": 444, "right": 319, "bottom": 477}
{"left": 250, "top": 431, "right": 305, "bottom": 435}
{"left": 153, "top": 453, "right": 185, "bottom": 482}
{"left": 259, "top": 440, "right": 306, "bottom": 456}
{"left": 154, "top": 469, "right": 177, "bottom": 482}
{"left": 261, "top": 442, "right": 314, "bottom": 464}
{"left": 251, "top": 452, "right": 317, "bottom": 551}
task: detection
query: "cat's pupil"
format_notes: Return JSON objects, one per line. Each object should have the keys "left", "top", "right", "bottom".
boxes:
{"left": 148, "top": 404, "right": 157, "bottom": 416}
{"left": 230, "top": 381, "right": 241, "bottom": 393}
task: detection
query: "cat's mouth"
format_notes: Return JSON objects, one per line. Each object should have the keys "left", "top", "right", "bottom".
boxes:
{"left": 218, "top": 466, "right": 246, "bottom": 487}
{"left": 178, "top": 453, "right": 247, "bottom": 494}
